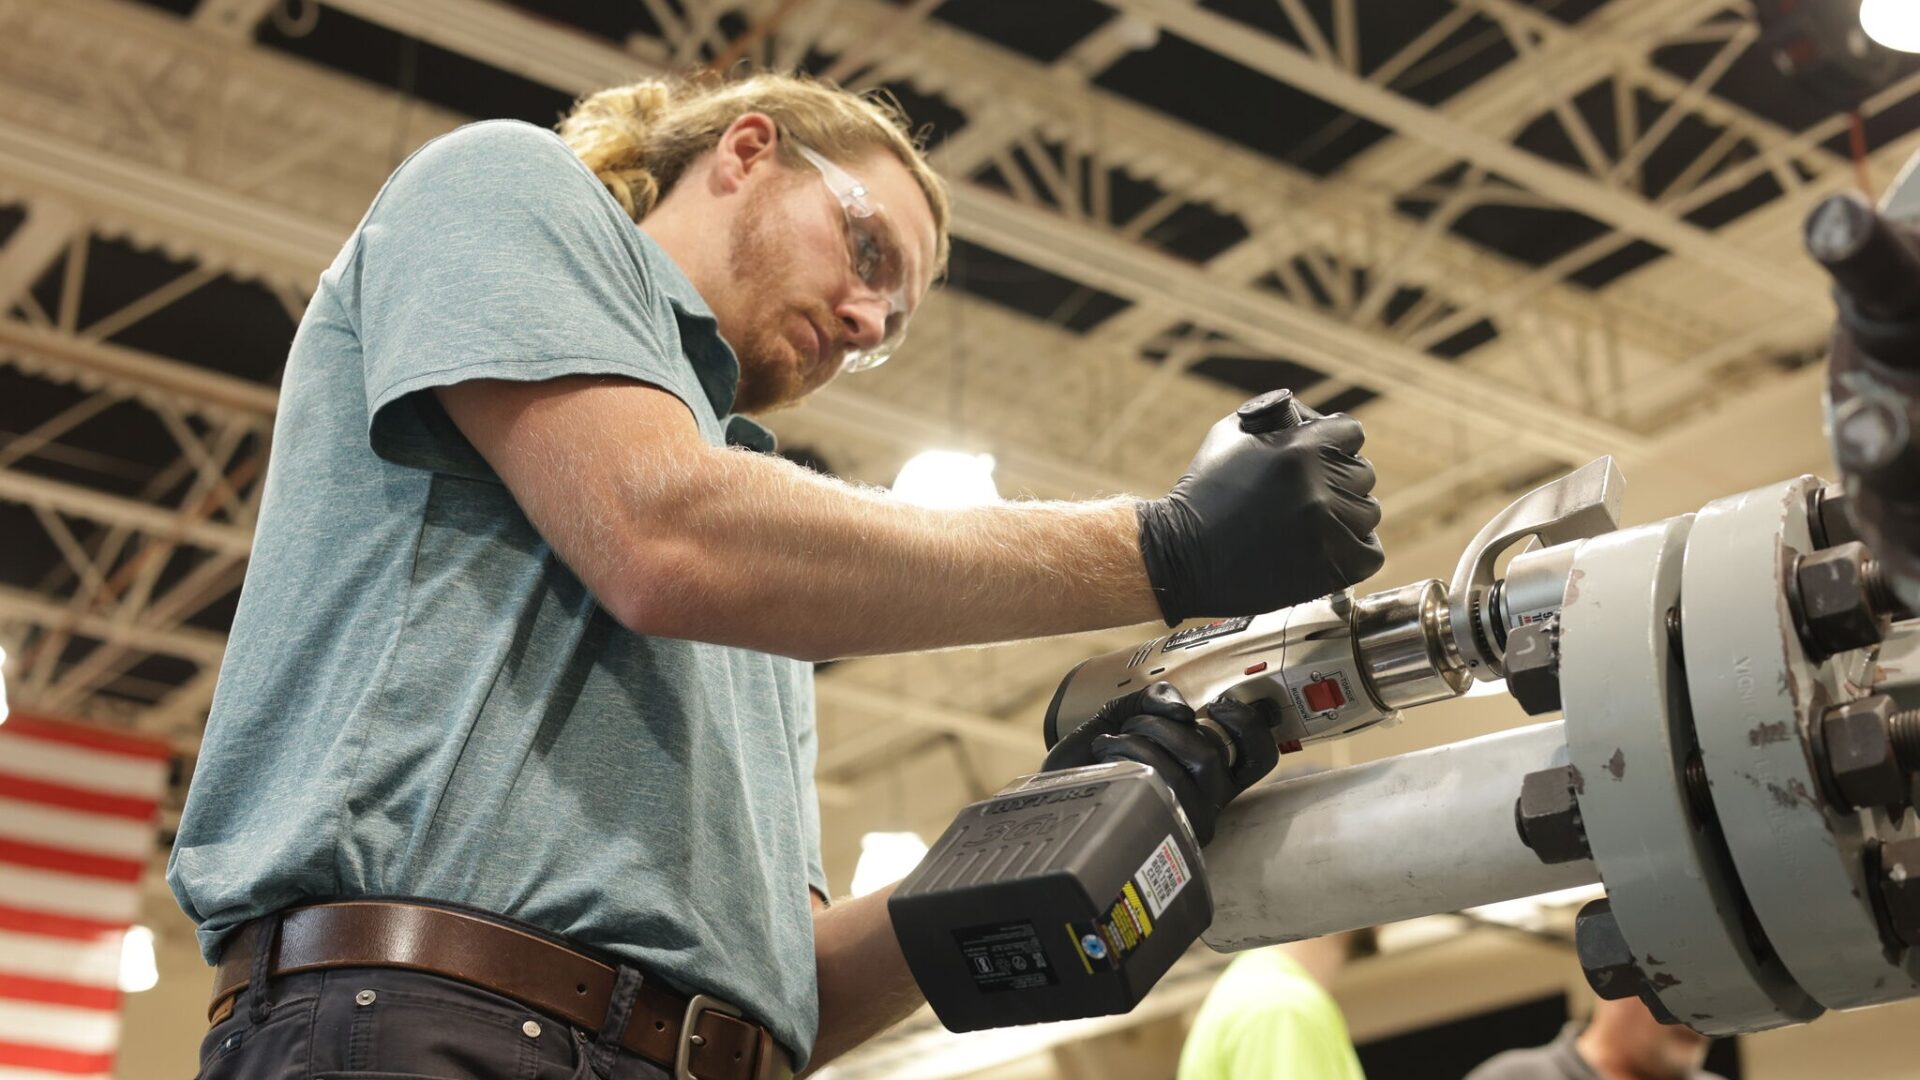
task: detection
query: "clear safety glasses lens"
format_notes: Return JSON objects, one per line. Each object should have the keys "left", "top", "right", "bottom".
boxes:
{"left": 793, "top": 142, "right": 913, "bottom": 373}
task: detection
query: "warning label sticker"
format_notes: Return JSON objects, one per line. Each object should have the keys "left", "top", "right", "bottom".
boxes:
{"left": 1069, "top": 877, "right": 1163, "bottom": 975}
{"left": 1133, "top": 835, "right": 1192, "bottom": 919}
{"left": 954, "top": 922, "right": 1057, "bottom": 994}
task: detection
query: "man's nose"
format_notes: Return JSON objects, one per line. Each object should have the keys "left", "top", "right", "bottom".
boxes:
{"left": 835, "top": 294, "right": 889, "bottom": 350}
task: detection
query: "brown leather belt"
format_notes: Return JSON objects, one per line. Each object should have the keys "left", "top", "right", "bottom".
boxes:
{"left": 210, "top": 901, "right": 792, "bottom": 1080}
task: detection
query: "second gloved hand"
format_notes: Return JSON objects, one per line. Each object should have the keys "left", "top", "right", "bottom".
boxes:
{"left": 1137, "top": 392, "right": 1385, "bottom": 624}
{"left": 1043, "top": 682, "right": 1280, "bottom": 846}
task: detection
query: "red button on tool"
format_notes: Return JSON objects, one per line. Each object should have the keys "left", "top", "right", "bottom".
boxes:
{"left": 1302, "top": 678, "right": 1346, "bottom": 713}
{"left": 1244, "top": 662, "right": 1268, "bottom": 675}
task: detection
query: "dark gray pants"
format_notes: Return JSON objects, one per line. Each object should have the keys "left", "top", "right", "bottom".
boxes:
{"left": 197, "top": 966, "right": 671, "bottom": 1080}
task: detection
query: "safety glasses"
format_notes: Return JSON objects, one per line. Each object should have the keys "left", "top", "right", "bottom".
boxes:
{"left": 792, "top": 142, "right": 914, "bottom": 373}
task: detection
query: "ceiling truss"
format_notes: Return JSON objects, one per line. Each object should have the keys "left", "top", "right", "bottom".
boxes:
{"left": 0, "top": 0, "right": 1908, "bottom": 880}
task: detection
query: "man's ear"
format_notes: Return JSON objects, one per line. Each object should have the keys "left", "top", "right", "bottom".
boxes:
{"left": 711, "top": 112, "right": 781, "bottom": 193}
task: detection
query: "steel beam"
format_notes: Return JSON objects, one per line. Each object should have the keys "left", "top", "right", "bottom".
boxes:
{"left": 0, "top": 201, "right": 81, "bottom": 310}
{"left": 190, "top": 0, "right": 279, "bottom": 38}
{"left": 0, "top": 117, "right": 343, "bottom": 287}
{"left": 315, "top": 0, "right": 1657, "bottom": 462}
{"left": 0, "top": 469, "right": 254, "bottom": 556}
{"left": 952, "top": 184, "right": 1646, "bottom": 461}
{"left": 0, "top": 584, "right": 228, "bottom": 664}
{"left": 1103, "top": 0, "right": 1814, "bottom": 302}
{"left": 0, "top": 318, "right": 279, "bottom": 419}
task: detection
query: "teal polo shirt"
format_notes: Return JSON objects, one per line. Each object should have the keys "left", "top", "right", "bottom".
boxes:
{"left": 167, "top": 120, "right": 827, "bottom": 1066}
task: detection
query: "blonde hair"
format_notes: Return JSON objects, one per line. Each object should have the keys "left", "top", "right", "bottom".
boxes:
{"left": 558, "top": 71, "right": 951, "bottom": 272}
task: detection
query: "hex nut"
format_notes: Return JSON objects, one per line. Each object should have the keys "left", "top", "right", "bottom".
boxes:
{"left": 1505, "top": 621, "right": 1562, "bottom": 717}
{"left": 1810, "top": 484, "right": 1860, "bottom": 549}
{"left": 1881, "top": 838, "right": 1920, "bottom": 950}
{"left": 1575, "top": 898, "right": 1643, "bottom": 1001}
{"left": 1516, "top": 765, "right": 1589, "bottom": 865}
{"left": 1824, "top": 697, "right": 1910, "bottom": 810}
{"left": 1796, "top": 543, "right": 1888, "bottom": 658}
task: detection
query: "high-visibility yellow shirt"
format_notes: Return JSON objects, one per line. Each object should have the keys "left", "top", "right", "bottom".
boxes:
{"left": 1177, "top": 948, "right": 1367, "bottom": 1080}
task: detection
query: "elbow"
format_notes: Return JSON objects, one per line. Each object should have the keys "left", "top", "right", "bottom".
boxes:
{"left": 602, "top": 583, "right": 669, "bottom": 640}
{"left": 599, "top": 549, "right": 839, "bottom": 662}
{"left": 599, "top": 541, "right": 707, "bottom": 640}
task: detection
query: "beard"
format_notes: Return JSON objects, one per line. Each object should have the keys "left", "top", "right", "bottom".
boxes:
{"left": 723, "top": 183, "right": 841, "bottom": 416}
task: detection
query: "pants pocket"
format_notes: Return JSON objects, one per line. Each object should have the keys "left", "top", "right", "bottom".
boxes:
{"left": 197, "top": 995, "right": 319, "bottom": 1080}
{"left": 321, "top": 983, "right": 552, "bottom": 1080}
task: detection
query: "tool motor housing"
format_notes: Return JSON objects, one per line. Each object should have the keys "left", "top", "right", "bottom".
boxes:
{"left": 888, "top": 761, "right": 1211, "bottom": 1032}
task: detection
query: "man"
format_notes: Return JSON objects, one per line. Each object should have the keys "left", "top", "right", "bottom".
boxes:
{"left": 1466, "top": 995, "right": 1728, "bottom": 1080}
{"left": 1177, "top": 930, "right": 1374, "bottom": 1080}
{"left": 168, "top": 71, "right": 1384, "bottom": 1080}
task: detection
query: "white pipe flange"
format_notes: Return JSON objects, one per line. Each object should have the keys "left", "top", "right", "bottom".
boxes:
{"left": 1683, "top": 477, "right": 1920, "bottom": 1009}
{"left": 1561, "top": 514, "right": 1819, "bottom": 1033}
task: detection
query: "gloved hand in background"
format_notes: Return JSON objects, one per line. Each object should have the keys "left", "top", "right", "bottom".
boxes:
{"left": 1138, "top": 390, "right": 1385, "bottom": 625}
{"left": 1042, "top": 681, "right": 1279, "bottom": 846}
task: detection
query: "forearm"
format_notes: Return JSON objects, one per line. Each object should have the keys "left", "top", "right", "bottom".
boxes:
{"left": 625, "top": 445, "right": 1160, "bottom": 658}
{"left": 806, "top": 884, "right": 923, "bottom": 1074}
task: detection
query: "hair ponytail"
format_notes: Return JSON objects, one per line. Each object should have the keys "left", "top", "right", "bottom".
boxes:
{"left": 557, "top": 71, "right": 951, "bottom": 270}
{"left": 558, "top": 80, "right": 682, "bottom": 219}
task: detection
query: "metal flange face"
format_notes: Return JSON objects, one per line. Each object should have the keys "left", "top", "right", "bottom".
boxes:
{"left": 1683, "top": 477, "right": 1920, "bottom": 1009}
{"left": 1561, "top": 515, "right": 1819, "bottom": 1033}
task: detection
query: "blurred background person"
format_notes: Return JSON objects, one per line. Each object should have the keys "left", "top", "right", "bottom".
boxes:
{"left": 1177, "top": 928, "right": 1376, "bottom": 1080}
{"left": 1466, "top": 993, "right": 1725, "bottom": 1080}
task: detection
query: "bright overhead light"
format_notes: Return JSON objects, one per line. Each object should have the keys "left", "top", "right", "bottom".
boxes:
{"left": 1465, "top": 883, "right": 1607, "bottom": 931}
{"left": 1463, "top": 677, "right": 1508, "bottom": 698}
{"left": 1862, "top": 0, "right": 1920, "bottom": 54}
{"left": 851, "top": 831, "right": 928, "bottom": 897}
{"left": 891, "top": 451, "right": 999, "bottom": 509}
{"left": 119, "top": 925, "right": 158, "bottom": 993}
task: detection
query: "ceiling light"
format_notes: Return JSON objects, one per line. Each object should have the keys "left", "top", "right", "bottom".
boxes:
{"left": 890, "top": 451, "right": 999, "bottom": 509}
{"left": 851, "top": 831, "right": 929, "bottom": 897}
{"left": 1862, "top": 0, "right": 1920, "bottom": 53}
{"left": 119, "top": 925, "right": 158, "bottom": 993}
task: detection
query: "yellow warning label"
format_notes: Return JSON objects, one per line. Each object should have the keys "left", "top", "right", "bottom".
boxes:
{"left": 1123, "top": 881, "right": 1154, "bottom": 937}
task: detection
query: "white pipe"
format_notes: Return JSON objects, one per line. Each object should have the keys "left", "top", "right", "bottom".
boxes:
{"left": 1202, "top": 720, "right": 1599, "bottom": 950}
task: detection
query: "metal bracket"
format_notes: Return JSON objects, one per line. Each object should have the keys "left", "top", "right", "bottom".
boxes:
{"left": 1447, "top": 456, "right": 1625, "bottom": 678}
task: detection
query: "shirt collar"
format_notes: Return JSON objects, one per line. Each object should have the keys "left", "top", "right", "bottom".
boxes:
{"left": 725, "top": 415, "right": 778, "bottom": 453}
{"left": 637, "top": 231, "right": 777, "bottom": 452}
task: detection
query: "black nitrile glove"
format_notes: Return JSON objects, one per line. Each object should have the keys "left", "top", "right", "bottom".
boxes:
{"left": 1138, "top": 392, "right": 1386, "bottom": 624}
{"left": 1042, "top": 682, "right": 1281, "bottom": 846}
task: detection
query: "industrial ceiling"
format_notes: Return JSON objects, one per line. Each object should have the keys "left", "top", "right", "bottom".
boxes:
{"left": 2, "top": 0, "right": 1917, "bottom": 1002}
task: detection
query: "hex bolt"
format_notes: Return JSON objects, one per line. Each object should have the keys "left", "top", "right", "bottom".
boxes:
{"left": 1808, "top": 484, "right": 1861, "bottom": 550}
{"left": 1823, "top": 697, "right": 1912, "bottom": 811}
{"left": 1793, "top": 542, "right": 1892, "bottom": 660}
{"left": 1877, "top": 837, "right": 1920, "bottom": 950}
{"left": 1514, "top": 765, "right": 1589, "bottom": 865}
{"left": 1864, "top": 559, "right": 1915, "bottom": 621}
{"left": 1504, "top": 619, "right": 1562, "bottom": 717}
{"left": 1807, "top": 192, "right": 1920, "bottom": 328}
{"left": 1682, "top": 750, "right": 1714, "bottom": 826}
{"left": 1891, "top": 709, "right": 1920, "bottom": 771}
{"left": 1235, "top": 388, "right": 1302, "bottom": 433}
{"left": 1575, "top": 898, "right": 1644, "bottom": 1002}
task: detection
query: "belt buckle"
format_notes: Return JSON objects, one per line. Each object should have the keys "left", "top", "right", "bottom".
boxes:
{"left": 675, "top": 992, "right": 745, "bottom": 1080}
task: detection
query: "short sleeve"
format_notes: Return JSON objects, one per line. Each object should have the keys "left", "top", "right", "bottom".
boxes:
{"left": 340, "top": 121, "right": 714, "bottom": 478}
{"left": 790, "top": 667, "right": 830, "bottom": 899}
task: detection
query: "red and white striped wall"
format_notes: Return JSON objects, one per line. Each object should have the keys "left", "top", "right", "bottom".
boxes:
{"left": 0, "top": 713, "right": 168, "bottom": 1080}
